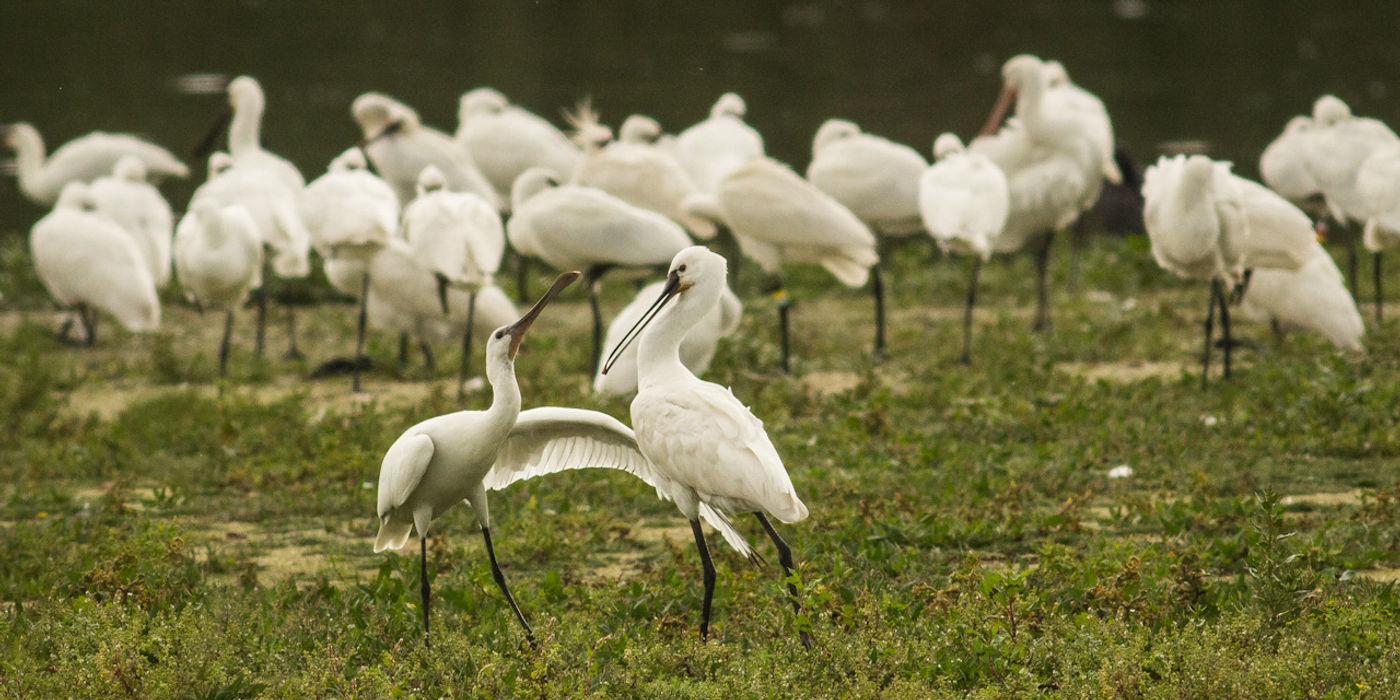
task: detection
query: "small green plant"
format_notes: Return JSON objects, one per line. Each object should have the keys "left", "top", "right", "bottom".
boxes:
{"left": 1245, "top": 489, "right": 1320, "bottom": 628}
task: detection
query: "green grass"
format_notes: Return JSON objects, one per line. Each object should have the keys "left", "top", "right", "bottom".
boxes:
{"left": 3, "top": 231, "right": 1400, "bottom": 697}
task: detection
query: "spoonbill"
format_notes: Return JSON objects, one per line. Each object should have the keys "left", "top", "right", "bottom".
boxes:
{"left": 402, "top": 165, "right": 506, "bottom": 399}
{"left": 352, "top": 92, "right": 501, "bottom": 211}
{"left": 594, "top": 277, "right": 742, "bottom": 396}
{"left": 30, "top": 182, "right": 160, "bottom": 344}
{"left": 570, "top": 106, "right": 717, "bottom": 240}
{"left": 671, "top": 93, "right": 765, "bottom": 195}
{"left": 684, "top": 157, "right": 878, "bottom": 372}
{"left": 3, "top": 122, "right": 188, "bottom": 205}
{"left": 1142, "top": 154, "right": 1321, "bottom": 384}
{"left": 191, "top": 153, "right": 312, "bottom": 359}
{"left": 973, "top": 54, "right": 1100, "bottom": 332}
{"left": 1356, "top": 142, "right": 1400, "bottom": 322}
{"left": 194, "top": 75, "right": 304, "bottom": 191}
{"left": 454, "top": 87, "right": 581, "bottom": 209}
{"left": 89, "top": 156, "right": 174, "bottom": 289}
{"left": 807, "top": 118, "right": 928, "bottom": 356}
{"left": 172, "top": 200, "right": 264, "bottom": 377}
{"left": 1239, "top": 244, "right": 1363, "bottom": 351}
{"left": 507, "top": 167, "right": 691, "bottom": 370}
{"left": 918, "top": 133, "right": 1010, "bottom": 364}
{"left": 301, "top": 147, "right": 401, "bottom": 391}
{"left": 376, "top": 271, "right": 594, "bottom": 646}
{"left": 602, "top": 246, "right": 812, "bottom": 647}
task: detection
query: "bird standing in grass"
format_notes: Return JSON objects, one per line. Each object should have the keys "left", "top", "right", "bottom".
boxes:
{"left": 603, "top": 246, "right": 812, "bottom": 647}
{"left": 172, "top": 200, "right": 263, "bottom": 378}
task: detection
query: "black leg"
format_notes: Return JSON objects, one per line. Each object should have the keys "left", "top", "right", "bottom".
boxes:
{"left": 755, "top": 512, "right": 812, "bottom": 649}
{"left": 481, "top": 527, "right": 535, "bottom": 645}
{"left": 1032, "top": 232, "right": 1054, "bottom": 333}
{"left": 283, "top": 299, "right": 303, "bottom": 361}
{"left": 397, "top": 333, "right": 410, "bottom": 371}
{"left": 458, "top": 291, "right": 476, "bottom": 403}
{"left": 254, "top": 258, "right": 270, "bottom": 358}
{"left": 690, "top": 519, "right": 717, "bottom": 642}
{"left": 1217, "top": 277, "right": 1233, "bottom": 380}
{"left": 80, "top": 303, "right": 97, "bottom": 347}
{"left": 219, "top": 308, "right": 235, "bottom": 379}
{"left": 871, "top": 263, "right": 886, "bottom": 361}
{"left": 1346, "top": 220, "right": 1359, "bottom": 300}
{"left": 420, "top": 339, "right": 436, "bottom": 373}
{"left": 776, "top": 287, "right": 791, "bottom": 375}
{"left": 420, "top": 537, "right": 431, "bottom": 647}
{"left": 1202, "top": 281, "right": 1218, "bottom": 389}
{"left": 515, "top": 254, "right": 530, "bottom": 304}
{"left": 961, "top": 258, "right": 983, "bottom": 365}
{"left": 1375, "top": 252, "right": 1384, "bottom": 326}
{"left": 353, "top": 272, "right": 370, "bottom": 393}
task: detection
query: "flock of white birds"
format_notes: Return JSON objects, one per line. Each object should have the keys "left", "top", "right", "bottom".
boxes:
{"left": 2, "top": 53, "right": 1387, "bottom": 646}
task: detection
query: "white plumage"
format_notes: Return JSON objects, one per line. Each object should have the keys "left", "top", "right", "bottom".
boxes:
{"left": 594, "top": 279, "right": 742, "bottom": 396}
{"left": 671, "top": 92, "right": 765, "bottom": 195}
{"left": 1239, "top": 244, "right": 1364, "bottom": 351}
{"left": 224, "top": 75, "right": 305, "bottom": 191}
{"left": 1042, "top": 60, "right": 1121, "bottom": 185}
{"left": 403, "top": 166, "right": 505, "bottom": 290}
{"left": 1300, "top": 95, "right": 1398, "bottom": 225}
{"left": 4, "top": 122, "right": 188, "bottom": 205}
{"left": 173, "top": 200, "right": 264, "bottom": 376}
{"left": 89, "top": 156, "right": 174, "bottom": 288}
{"left": 919, "top": 133, "right": 1009, "bottom": 260}
{"left": 1357, "top": 143, "right": 1400, "bottom": 253}
{"left": 454, "top": 87, "right": 581, "bottom": 210}
{"left": 301, "top": 148, "right": 400, "bottom": 261}
{"left": 806, "top": 118, "right": 927, "bottom": 236}
{"left": 351, "top": 92, "right": 501, "bottom": 211}
{"left": 30, "top": 182, "right": 160, "bottom": 336}
{"left": 191, "top": 153, "right": 311, "bottom": 279}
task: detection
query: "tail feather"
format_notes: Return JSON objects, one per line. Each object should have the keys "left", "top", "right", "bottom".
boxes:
{"left": 699, "top": 503, "right": 763, "bottom": 565}
{"left": 821, "top": 251, "right": 875, "bottom": 288}
{"left": 374, "top": 519, "right": 414, "bottom": 553}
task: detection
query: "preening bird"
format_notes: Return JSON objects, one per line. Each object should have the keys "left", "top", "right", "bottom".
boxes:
{"left": 29, "top": 182, "right": 160, "bottom": 344}
{"left": 454, "top": 87, "right": 581, "bottom": 209}
{"left": 918, "top": 133, "right": 1010, "bottom": 363}
{"left": 594, "top": 277, "right": 742, "bottom": 396}
{"left": 1239, "top": 243, "right": 1364, "bottom": 351}
{"left": 173, "top": 200, "right": 264, "bottom": 377}
{"left": 684, "top": 157, "right": 878, "bottom": 373}
{"left": 671, "top": 92, "right": 765, "bottom": 195}
{"left": 569, "top": 106, "right": 717, "bottom": 240}
{"left": 1042, "top": 60, "right": 1121, "bottom": 185}
{"left": 602, "top": 246, "right": 812, "bottom": 647}
{"left": 197, "top": 75, "right": 305, "bottom": 191}
{"left": 507, "top": 167, "right": 692, "bottom": 370}
{"left": 191, "top": 152, "right": 312, "bottom": 359}
{"left": 352, "top": 92, "right": 501, "bottom": 211}
{"left": 89, "top": 156, "right": 175, "bottom": 289}
{"left": 375, "top": 272, "right": 616, "bottom": 646}
{"left": 402, "top": 165, "right": 506, "bottom": 399}
{"left": 3, "top": 122, "right": 188, "bottom": 205}
{"left": 301, "top": 147, "right": 401, "bottom": 390}
{"left": 807, "top": 118, "right": 928, "bottom": 356}
{"left": 972, "top": 54, "right": 1101, "bottom": 332}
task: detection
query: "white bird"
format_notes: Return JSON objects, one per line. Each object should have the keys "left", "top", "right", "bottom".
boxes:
{"left": 192, "top": 153, "right": 312, "bottom": 359}
{"left": 172, "top": 200, "right": 264, "bottom": 377}
{"left": 220, "top": 75, "right": 305, "bottom": 191}
{"left": 375, "top": 272, "right": 625, "bottom": 645}
{"left": 1042, "top": 60, "right": 1122, "bottom": 185}
{"left": 508, "top": 167, "right": 692, "bottom": 369}
{"left": 1239, "top": 243, "right": 1364, "bottom": 351}
{"left": 807, "top": 118, "right": 928, "bottom": 357}
{"left": 594, "top": 277, "right": 742, "bottom": 396}
{"left": 3, "top": 122, "right": 188, "bottom": 205}
{"left": 29, "top": 182, "right": 160, "bottom": 343}
{"left": 1260, "top": 115, "right": 1324, "bottom": 204}
{"left": 671, "top": 93, "right": 765, "bottom": 195}
{"left": 601, "top": 246, "right": 811, "bottom": 647}
{"left": 972, "top": 54, "right": 1101, "bottom": 332}
{"left": 89, "top": 156, "right": 175, "bottom": 289}
{"left": 454, "top": 87, "right": 581, "bottom": 210}
{"left": 301, "top": 147, "right": 401, "bottom": 390}
{"left": 684, "top": 157, "right": 878, "bottom": 372}
{"left": 1142, "top": 154, "right": 1324, "bottom": 383}
{"left": 569, "top": 106, "right": 717, "bottom": 240}
{"left": 352, "top": 92, "right": 501, "bottom": 211}
{"left": 403, "top": 165, "right": 507, "bottom": 398}
{"left": 1356, "top": 141, "right": 1400, "bottom": 322}
{"left": 917, "top": 133, "right": 1010, "bottom": 363}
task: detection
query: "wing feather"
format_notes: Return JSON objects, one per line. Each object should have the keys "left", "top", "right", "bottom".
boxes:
{"left": 376, "top": 433, "right": 434, "bottom": 517}
{"left": 484, "top": 407, "right": 666, "bottom": 492}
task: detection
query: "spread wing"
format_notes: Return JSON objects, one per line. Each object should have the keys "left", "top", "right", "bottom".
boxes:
{"left": 484, "top": 407, "right": 665, "bottom": 491}
{"left": 376, "top": 433, "right": 434, "bottom": 518}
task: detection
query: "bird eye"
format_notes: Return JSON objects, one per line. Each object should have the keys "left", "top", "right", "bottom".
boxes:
{"left": 495, "top": 331, "right": 504, "bottom": 339}
{"left": 677, "top": 264, "right": 687, "bottom": 273}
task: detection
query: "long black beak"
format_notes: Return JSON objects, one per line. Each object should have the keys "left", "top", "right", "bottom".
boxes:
{"left": 357, "top": 120, "right": 404, "bottom": 151}
{"left": 505, "top": 271, "right": 581, "bottom": 359}
{"left": 434, "top": 273, "right": 451, "bottom": 315}
{"left": 601, "top": 269, "right": 681, "bottom": 375}
{"left": 193, "top": 108, "right": 232, "bottom": 160}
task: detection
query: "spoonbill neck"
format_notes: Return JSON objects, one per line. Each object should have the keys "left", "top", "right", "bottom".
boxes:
{"left": 229, "top": 97, "right": 265, "bottom": 155}
{"left": 484, "top": 353, "right": 522, "bottom": 420}
{"left": 8, "top": 127, "right": 47, "bottom": 199}
{"left": 637, "top": 286, "right": 717, "bottom": 389}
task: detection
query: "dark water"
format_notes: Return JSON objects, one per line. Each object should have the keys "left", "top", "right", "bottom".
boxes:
{"left": 3, "top": 0, "right": 1400, "bottom": 230}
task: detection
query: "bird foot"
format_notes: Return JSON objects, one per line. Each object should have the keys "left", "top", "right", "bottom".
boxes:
{"left": 309, "top": 356, "right": 374, "bottom": 378}
{"left": 282, "top": 348, "right": 306, "bottom": 361}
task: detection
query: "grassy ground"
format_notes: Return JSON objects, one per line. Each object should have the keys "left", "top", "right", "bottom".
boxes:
{"left": 3, "top": 231, "right": 1400, "bottom": 698}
